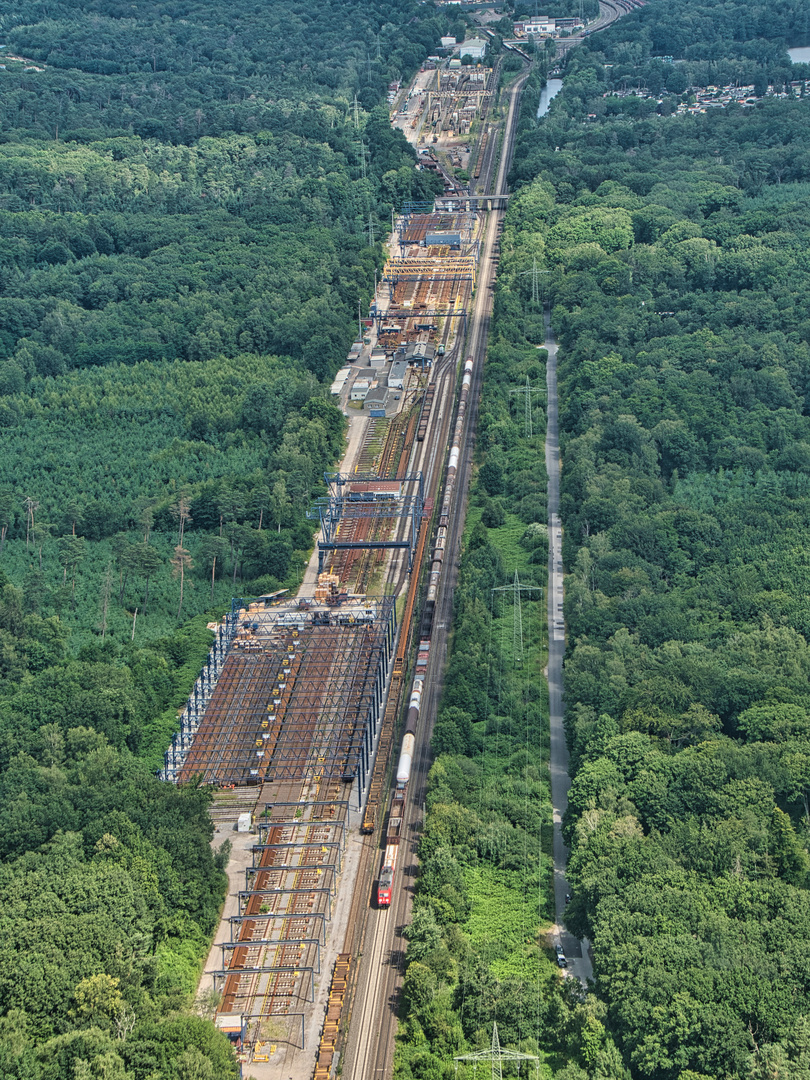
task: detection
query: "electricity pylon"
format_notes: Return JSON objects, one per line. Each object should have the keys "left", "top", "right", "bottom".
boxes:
{"left": 520, "top": 257, "right": 550, "bottom": 306}
{"left": 356, "top": 139, "right": 367, "bottom": 180}
{"left": 510, "top": 375, "right": 546, "bottom": 439}
{"left": 453, "top": 1021, "right": 540, "bottom": 1080}
{"left": 493, "top": 570, "right": 541, "bottom": 667}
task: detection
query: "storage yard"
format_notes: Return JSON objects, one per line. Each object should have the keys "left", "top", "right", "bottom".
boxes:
{"left": 391, "top": 62, "right": 497, "bottom": 191}
{"left": 175, "top": 596, "right": 395, "bottom": 790}
{"left": 159, "top": 46, "right": 520, "bottom": 1080}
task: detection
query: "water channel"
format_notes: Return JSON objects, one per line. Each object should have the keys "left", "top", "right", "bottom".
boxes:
{"left": 788, "top": 45, "right": 810, "bottom": 62}
{"left": 537, "top": 78, "right": 564, "bottom": 117}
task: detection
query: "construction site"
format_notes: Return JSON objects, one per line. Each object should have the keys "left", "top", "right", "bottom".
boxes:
{"left": 155, "top": 48, "right": 505, "bottom": 1080}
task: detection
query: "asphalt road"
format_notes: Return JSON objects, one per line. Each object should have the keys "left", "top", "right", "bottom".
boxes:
{"left": 545, "top": 312, "right": 593, "bottom": 986}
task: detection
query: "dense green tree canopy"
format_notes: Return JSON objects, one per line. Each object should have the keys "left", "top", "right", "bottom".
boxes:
{"left": 0, "top": 0, "right": 452, "bottom": 1072}
{"left": 483, "top": 0, "right": 810, "bottom": 1075}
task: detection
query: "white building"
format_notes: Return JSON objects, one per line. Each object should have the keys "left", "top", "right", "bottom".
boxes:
{"left": 458, "top": 38, "right": 487, "bottom": 60}
{"left": 388, "top": 361, "right": 409, "bottom": 390}
{"left": 350, "top": 379, "right": 371, "bottom": 401}
{"left": 515, "top": 16, "right": 556, "bottom": 35}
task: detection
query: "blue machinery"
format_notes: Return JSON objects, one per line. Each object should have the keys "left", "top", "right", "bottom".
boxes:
{"left": 309, "top": 471, "right": 425, "bottom": 575}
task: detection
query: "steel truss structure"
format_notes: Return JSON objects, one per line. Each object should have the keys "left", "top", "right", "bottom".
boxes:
{"left": 382, "top": 306, "right": 468, "bottom": 322}
{"left": 400, "top": 200, "right": 435, "bottom": 226}
{"left": 242, "top": 865, "right": 338, "bottom": 898}
{"left": 454, "top": 1021, "right": 540, "bottom": 1080}
{"left": 309, "top": 472, "right": 424, "bottom": 574}
{"left": 160, "top": 617, "right": 236, "bottom": 782}
{"left": 215, "top": 792, "right": 350, "bottom": 1053}
{"left": 435, "top": 193, "right": 510, "bottom": 210}
{"left": 381, "top": 261, "right": 473, "bottom": 326}
{"left": 382, "top": 255, "right": 477, "bottom": 284}
{"left": 174, "top": 595, "right": 395, "bottom": 791}
{"left": 398, "top": 210, "right": 476, "bottom": 245}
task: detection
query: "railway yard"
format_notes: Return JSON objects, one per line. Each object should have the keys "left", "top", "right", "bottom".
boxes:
{"left": 160, "top": 34, "right": 539, "bottom": 1080}
{"left": 391, "top": 63, "right": 497, "bottom": 192}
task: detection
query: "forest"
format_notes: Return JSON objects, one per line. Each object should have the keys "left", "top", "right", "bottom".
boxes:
{"left": 0, "top": 0, "right": 447, "bottom": 650}
{"left": 397, "top": 0, "right": 810, "bottom": 1076}
{"left": 395, "top": 257, "right": 564, "bottom": 1078}
{"left": 0, "top": 0, "right": 457, "bottom": 1074}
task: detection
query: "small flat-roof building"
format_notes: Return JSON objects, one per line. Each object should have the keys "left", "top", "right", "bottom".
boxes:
{"left": 388, "top": 360, "right": 409, "bottom": 389}
{"left": 350, "top": 379, "right": 371, "bottom": 401}
{"left": 426, "top": 231, "right": 461, "bottom": 248}
{"left": 215, "top": 1014, "right": 246, "bottom": 1043}
{"left": 330, "top": 367, "right": 350, "bottom": 395}
{"left": 515, "top": 17, "right": 556, "bottom": 34}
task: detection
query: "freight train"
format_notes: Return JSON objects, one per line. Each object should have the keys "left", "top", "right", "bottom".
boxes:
{"left": 420, "top": 355, "right": 473, "bottom": 638}
{"left": 376, "top": 356, "right": 474, "bottom": 908}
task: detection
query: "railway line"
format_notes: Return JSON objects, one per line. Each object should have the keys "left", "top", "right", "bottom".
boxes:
{"left": 341, "top": 55, "right": 534, "bottom": 1080}
{"left": 176, "top": 3, "right": 650, "bottom": 1068}
{"left": 177, "top": 24, "right": 577, "bottom": 1075}
{"left": 548, "top": 0, "right": 628, "bottom": 67}
{"left": 188, "top": 254, "right": 474, "bottom": 1074}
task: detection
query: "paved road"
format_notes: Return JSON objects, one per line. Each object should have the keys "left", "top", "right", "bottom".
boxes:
{"left": 544, "top": 311, "right": 593, "bottom": 986}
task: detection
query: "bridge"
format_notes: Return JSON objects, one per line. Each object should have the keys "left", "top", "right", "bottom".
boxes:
{"left": 435, "top": 193, "right": 510, "bottom": 211}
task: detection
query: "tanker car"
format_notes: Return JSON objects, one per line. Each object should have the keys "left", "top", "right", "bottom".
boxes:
{"left": 375, "top": 355, "right": 475, "bottom": 907}
{"left": 377, "top": 679, "right": 422, "bottom": 906}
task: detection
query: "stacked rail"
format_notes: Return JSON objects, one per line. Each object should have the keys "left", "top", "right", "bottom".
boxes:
{"left": 313, "top": 953, "right": 353, "bottom": 1080}
{"left": 177, "top": 599, "right": 395, "bottom": 789}
{"left": 216, "top": 793, "right": 348, "bottom": 1060}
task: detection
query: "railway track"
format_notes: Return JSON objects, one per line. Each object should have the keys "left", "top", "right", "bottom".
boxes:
{"left": 199, "top": 11, "right": 640, "bottom": 1072}
{"left": 549, "top": 0, "right": 627, "bottom": 67}
{"left": 342, "top": 54, "right": 534, "bottom": 1080}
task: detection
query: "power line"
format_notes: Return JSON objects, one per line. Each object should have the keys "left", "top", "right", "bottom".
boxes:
{"left": 510, "top": 376, "right": 546, "bottom": 439}
{"left": 453, "top": 1021, "right": 540, "bottom": 1080}
{"left": 492, "top": 570, "right": 541, "bottom": 668}
{"left": 519, "top": 257, "right": 550, "bottom": 306}
{"left": 355, "top": 139, "right": 367, "bottom": 180}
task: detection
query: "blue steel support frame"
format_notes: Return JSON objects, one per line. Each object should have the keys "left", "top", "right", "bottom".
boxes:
{"left": 308, "top": 472, "right": 424, "bottom": 575}
{"left": 399, "top": 200, "right": 435, "bottom": 236}
{"left": 353, "top": 595, "right": 395, "bottom": 807}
